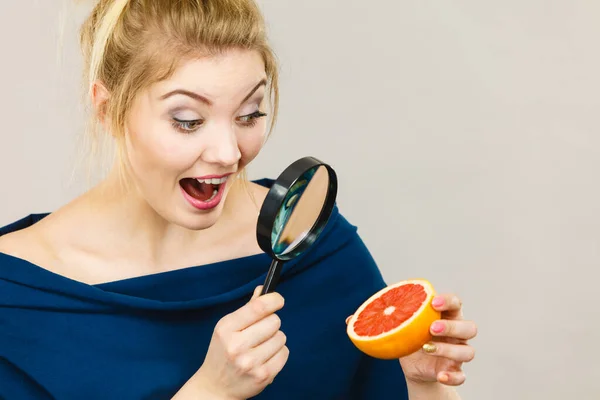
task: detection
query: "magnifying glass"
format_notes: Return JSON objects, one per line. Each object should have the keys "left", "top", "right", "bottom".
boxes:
{"left": 256, "top": 156, "right": 338, "bottom": 295}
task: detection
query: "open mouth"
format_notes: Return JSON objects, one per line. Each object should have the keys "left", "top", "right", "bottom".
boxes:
{"left": 180, "top": 176, "right": 228, "bottom": 202}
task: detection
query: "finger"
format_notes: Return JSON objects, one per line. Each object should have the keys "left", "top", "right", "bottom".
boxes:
{"left": 246, "top": 330, "right": 287, "bottom": 366}
{"left": 431, "top": 293, "right": 462, "bottom": 316}
{"left": 252, "top": 286, "right": 263, "bottom": 299}
{"left": 430, "top": 320, "right": 478, "bottom": 340}
{"left": 263, "top": 345, "right": 290, "bottom": 381}
{"left": 438, "top": 370, "right": 466, "bottom": 386}
{"left": 345, "top": 315, "right": 353, "bottom": 325}
{"left": 241, "top": 313, "right": 282, "bottom": 349}
{"left": 422, "top": 342, "right": 475, "bottom": 363}
{"left": 221, "top": 292, "right": 284, "bottom": 332}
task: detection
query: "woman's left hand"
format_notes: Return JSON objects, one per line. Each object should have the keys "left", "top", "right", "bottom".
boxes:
{"left": 398, "top": 293, "right": 478, "bottom": 386}
{"left": 346, "top": 293, "right": 477, "bottom": 387}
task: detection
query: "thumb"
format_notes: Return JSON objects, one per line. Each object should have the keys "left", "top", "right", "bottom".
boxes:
{"left": 252, "top": 285, "right": 263, "bottom": 300}
{"left": 345, "top": 315, "right": 353, "bottom": 325}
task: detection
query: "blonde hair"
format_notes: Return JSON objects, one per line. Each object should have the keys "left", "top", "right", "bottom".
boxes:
{"left": 78, "top": 0, "right": 279, "bottom": 186}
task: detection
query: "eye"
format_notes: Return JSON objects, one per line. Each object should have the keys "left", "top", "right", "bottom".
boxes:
{"left": 172, "top": 117, "right": 204, "bottom": 133}
{"left": 237, "top": 111, "right": 267, "bottom": 128}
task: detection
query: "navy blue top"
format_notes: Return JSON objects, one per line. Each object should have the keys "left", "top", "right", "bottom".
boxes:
{"left": 0, "top": 179, "right": 408, "bottom": 399}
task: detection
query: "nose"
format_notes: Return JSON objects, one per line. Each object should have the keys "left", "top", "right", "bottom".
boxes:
{"left": 201, "top": 123, "right": 242, "bottom": 167}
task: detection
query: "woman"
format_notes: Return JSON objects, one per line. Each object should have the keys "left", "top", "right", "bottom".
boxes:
{"left": 0, "top": 0, "right": 477, "bottom": 399}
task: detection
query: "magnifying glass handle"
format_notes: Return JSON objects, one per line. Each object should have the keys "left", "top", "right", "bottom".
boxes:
{"left": 261, "top": 259, "right": 284, "bottom": 295}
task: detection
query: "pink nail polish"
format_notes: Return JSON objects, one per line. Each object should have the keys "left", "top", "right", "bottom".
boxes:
{"left": 431, "top": 322, "right": 445, "bottom": 334}
{"left": 432, "top": 297, "right": 445, "bottom": 308}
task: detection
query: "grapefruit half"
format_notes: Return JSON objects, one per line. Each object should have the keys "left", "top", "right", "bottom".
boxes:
{"left": 346, "top": 279, "right": 441, "bottom": 359}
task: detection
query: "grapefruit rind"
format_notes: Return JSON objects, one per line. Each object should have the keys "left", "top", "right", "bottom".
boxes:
{"left": 346, "top": 279, "right": 441, "bottom": 360}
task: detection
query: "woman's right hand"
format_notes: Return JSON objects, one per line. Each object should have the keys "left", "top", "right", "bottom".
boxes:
{"left": 194, "top": 286, "right": 289, "bottom": 400}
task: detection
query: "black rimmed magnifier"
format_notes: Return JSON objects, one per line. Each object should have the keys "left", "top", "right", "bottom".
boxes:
{"left": 256, "top": 156, "right": 338, "bottom": 295}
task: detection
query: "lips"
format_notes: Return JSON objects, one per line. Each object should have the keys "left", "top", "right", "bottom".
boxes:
{"left": 180, "top": 175, "right": 227, "bottom": 202}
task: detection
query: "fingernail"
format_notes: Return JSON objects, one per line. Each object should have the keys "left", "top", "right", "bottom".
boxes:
{"left": 431, "top": 321, "right": 445, "bottom": 334}
{"left": 432, "top": 297, "right": 445, "bottom": 308}
{"left": 439, "top": 373, "right": 449, "bottom": 383}
{"left": 457, "top": 299, "right": 463, "bottom": 309}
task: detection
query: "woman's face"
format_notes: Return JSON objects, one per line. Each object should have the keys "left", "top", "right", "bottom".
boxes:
{"left": 123, "top": 49, "right": 268, "bottom": 230}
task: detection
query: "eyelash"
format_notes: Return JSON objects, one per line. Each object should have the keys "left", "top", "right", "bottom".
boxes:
{"left": 171, "top": 111, "right": 268, "bottom": 134}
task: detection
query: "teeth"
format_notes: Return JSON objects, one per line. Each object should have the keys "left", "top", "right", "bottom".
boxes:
{"left": 209, "top": 189, "right": 218, "bottom": 201}
{"left": 196, "top": 176, "right": 228, "bottom": 184}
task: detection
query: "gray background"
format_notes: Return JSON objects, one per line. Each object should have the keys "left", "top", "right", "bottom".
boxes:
{"left": 1, "top": 1, "right": 598, "bottom": 399}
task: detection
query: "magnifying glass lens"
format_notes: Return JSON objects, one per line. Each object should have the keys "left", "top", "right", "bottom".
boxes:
{"left": 256, "top": 157, "right": 338, "bottom": 294}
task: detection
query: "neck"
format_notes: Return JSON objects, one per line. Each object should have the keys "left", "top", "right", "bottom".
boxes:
{"left": 63, "top": 167, "right": 251, "bottom": 271}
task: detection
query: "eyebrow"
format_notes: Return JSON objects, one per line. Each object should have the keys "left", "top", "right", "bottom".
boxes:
{"left": 159, "top": 78, "right": 268, "bottom": 106}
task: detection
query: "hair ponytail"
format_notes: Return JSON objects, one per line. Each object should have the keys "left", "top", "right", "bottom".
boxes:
{"left": 87, "top": 0, "right": 129, "bottom": 89}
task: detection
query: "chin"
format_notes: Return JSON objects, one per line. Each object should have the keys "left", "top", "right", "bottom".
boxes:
{"left": 172, "top": 203, "right": 226, "bottom": 231}
{"left": 177, "top": 215, "right": 221, "bottom": 231}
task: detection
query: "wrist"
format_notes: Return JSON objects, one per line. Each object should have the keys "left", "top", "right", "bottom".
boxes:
{"left": 406, "top": 379, "right": 460, "bottom": 400}
{"left": 191, "top": 370, "right": 241, "bottom": 400}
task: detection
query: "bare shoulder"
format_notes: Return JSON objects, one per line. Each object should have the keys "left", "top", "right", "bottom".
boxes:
{"left": 0, "top": 210, "right": 105, "bottom": 283}
{"left": 248, "top": 180, "right": 270, "bottom": 208}
{"left": 0, "top": 229, "right": 20, "bottom": 255}
{"left": 0, "top": 222, "right": 52, "bottom": 265}
{"left": 227, "top": 180, "right": 269, "bottom": 229}
{"left": 215, "top": 181, "right": 270, "bottom": 255}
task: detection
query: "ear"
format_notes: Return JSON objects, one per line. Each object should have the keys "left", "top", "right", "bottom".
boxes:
{"left": 90, "top": 80, "right": 110, "bottom": 124}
